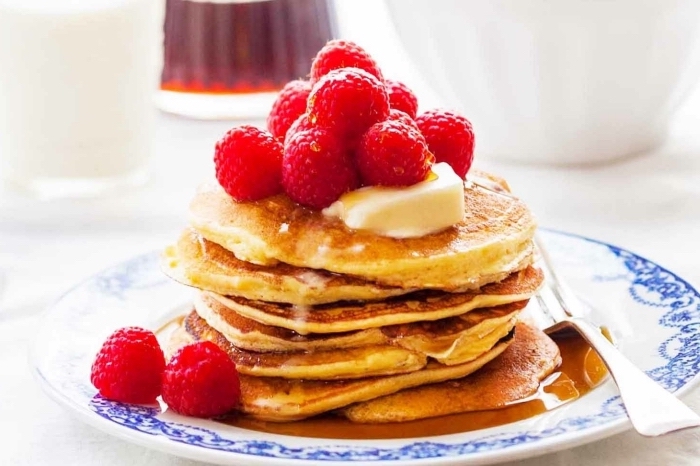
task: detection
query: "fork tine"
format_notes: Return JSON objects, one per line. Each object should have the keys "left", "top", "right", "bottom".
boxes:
{"left": 525, "top": 295, "right": 556, "bottom": 330}
{"left": 536, "top": 277, "right": 570, "bottom": 325}
{"left": 535, "top": 235, "right": 615, "bottom": 342}
{"left": 535, "top": 234, "right": 585, "bottom": 318}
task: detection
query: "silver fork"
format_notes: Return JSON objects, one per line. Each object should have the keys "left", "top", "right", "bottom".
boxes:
{"left": 535, "top": 236, "right": 700, "bottom": 437}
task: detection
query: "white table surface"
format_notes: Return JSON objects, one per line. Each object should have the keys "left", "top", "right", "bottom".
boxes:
{"left": 2, "top": 3, "right": 700, "bottom": 465}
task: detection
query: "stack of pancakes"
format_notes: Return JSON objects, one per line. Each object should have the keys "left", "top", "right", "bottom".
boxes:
{"left": 163, "top": 172, "right": 557, "bottom": 423}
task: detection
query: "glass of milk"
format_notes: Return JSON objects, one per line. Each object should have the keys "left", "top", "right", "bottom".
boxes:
{"left": 0, "top": 0, "right": 160, "bottom": 198}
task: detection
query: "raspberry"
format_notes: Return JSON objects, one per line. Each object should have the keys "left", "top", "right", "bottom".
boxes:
{"left": 356, "top": 120, "right": 434, "bottom": 187}
{"left": 214, "top": 125, "right": 283, "bottom": 201}
{"left": 310, "top": 39, "right": 383, "bottom": 84}
{"left": 308, "top": 68, "right": 389, "bottom": 141}
{"left": 385, "top": 79, "right": 418, "bottom": 119}
{"left": 387, "top": 109, "right": 418, "bottom": 129}
{"left": 284, "top": 113, "right": 314, "bottom": 146}
{"left": 282, "top": 127, "right": 359, "bottom": 209}
{"left": 267, "top": 80, "right": 312, "bottom": 141}
{"left": 415, "top": 110, "right": 475, "bottom": 178}
{"left": 90, "top": 327, "right": 165, "bottom": 404}
{"left": 162, "top": 341, "right": 241, "bottom": 418}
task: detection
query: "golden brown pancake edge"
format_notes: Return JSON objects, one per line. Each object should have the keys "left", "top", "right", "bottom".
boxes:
{"left": 342, "top": 322, "right": 561, "bottom": 423}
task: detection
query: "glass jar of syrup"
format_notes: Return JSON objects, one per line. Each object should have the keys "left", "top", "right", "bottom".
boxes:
{"left": 158, "top": 0, "right": 337, "bottom": 119}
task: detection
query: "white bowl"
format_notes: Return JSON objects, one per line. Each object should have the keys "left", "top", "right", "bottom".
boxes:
{"left": 385, "top": 0, "right": 700, "bottom": 164}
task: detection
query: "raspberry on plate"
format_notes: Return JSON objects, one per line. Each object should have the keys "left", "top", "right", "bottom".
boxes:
{"left": 267, "top": 79, "right": 312, "bottom": 141}
{"left": 90, "top": 326, "right": 165, "bottom": 404}
{"left": 356, "top": 120, "right": 434, "bottom": 187}
{"left": 309, "top": 39, "right": 383, "bottom": 84}
{"left": 385, "top": 79, "right": 418, "bottom": 119}
{"left": 214, "top": 125, "right": 283, "bottom": 201}
{"left": 282, "top": 127, "right": 359, "bottom": 209}
{"left": 307, "top": 67, "right": 389, "bottom": 142}
{"left": 162, "top": 341, "right": 241, "bottom": 418}
{"left": 415, "top": 109, "right": 475, "bottom": 179}
{"left": 284, "top": 113, "right": 314, "bottom": 146}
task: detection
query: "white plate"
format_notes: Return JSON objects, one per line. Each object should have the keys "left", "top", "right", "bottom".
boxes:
{"left": 30, "top": 230, "right": 700, "bottom": 466}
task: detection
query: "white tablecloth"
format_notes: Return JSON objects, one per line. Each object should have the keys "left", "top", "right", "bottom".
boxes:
{"left": 2, "top": 3, "right": 700, "bottom": 463}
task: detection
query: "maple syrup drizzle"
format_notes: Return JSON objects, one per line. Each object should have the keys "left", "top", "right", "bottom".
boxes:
{"left": 221, "top": 334, "right": 607, "bottom": 439}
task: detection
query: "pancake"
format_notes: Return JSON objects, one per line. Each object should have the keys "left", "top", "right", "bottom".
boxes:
{"left": 164, "top": 229, "right": 414, "bottom": 305}
{"left": 189, "top": 175, "right": 537, "bottom": 290}
{"left": 381, "top": 303, "right": 521, "bottom": 366}
{"left": 195, "top": 292, "right": 387, "bottom": 352}
{"left": 207, "top": 266, "right": 543, "bottom": 334}
{"left": 195, "top": 292, "right": 525, "bottom": 365}
{"left": 342, "top": 323, "right": 561, "bottom": 422}
{"left": 169, "top": 324, "right": 514, "bottom": 422}
{"left": 185, "top": 311, "right": 426, "bottom": 379}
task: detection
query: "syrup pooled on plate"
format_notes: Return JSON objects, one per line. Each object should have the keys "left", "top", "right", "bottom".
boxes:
{"left": 222, "top": 333, "right": 607, "bottom": 439}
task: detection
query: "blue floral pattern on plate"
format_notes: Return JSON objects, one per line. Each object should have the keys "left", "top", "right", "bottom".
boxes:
{"left": 31, "top": 231, "right": 700, "bottom": 465}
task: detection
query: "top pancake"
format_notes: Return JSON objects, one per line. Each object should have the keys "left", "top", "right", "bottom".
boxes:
{"left": 189, "top": 173, "right": 537, "bottom": 290}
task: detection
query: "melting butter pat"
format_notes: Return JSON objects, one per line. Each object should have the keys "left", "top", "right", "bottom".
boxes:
{"left": 322, "top": 162, "right": 465, "bottom": 238}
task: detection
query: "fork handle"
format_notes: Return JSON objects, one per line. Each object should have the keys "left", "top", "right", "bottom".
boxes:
{"left": 560, "top": 317, "right": 700, "bottom": 436}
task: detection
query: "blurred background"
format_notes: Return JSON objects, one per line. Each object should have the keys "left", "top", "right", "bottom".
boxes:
{"left": 1, "top": 0, "right": 700, "bottom": 317}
